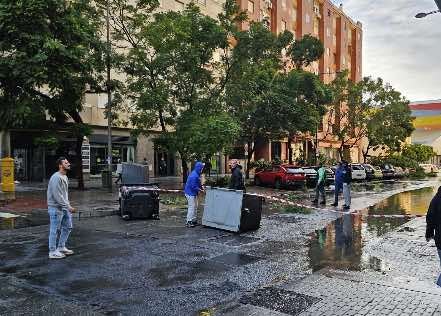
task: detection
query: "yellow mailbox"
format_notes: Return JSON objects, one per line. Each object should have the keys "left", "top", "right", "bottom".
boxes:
{"left": 1, "top": 157, "right": 15, "bottom": 192}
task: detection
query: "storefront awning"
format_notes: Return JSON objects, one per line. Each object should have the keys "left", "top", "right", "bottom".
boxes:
{"left": 89, "top": 134, "right": 135, "bottom": 145}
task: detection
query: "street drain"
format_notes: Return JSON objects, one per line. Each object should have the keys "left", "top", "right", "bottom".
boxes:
{"left": 240, "top": 287, "right": 320, "bottom": 315}
{"left": 210, "top": 253, "right": 260, "bottom": 266}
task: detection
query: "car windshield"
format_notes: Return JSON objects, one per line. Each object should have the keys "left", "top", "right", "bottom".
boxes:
{"left": 286, "top": 168, "right": 303, "bottom": 173}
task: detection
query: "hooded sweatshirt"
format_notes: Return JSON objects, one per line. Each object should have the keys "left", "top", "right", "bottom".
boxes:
{"left": 426, "top": 186, "right": 441, "bottom": 249}
{"left": 184, "top": 161, "right": 204, "bottom": 196}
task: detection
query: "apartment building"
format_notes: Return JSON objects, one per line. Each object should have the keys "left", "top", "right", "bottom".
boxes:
{"left": 233, "top": 0, "right": 363, "bottom": 164}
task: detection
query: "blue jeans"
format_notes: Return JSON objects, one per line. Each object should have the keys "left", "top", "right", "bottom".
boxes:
{"left": 48, "top": 207, "right": 73, "bottom": 252}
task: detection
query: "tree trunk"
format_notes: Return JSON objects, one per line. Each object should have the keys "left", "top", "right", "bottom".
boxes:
{"left": 245, "top": 141, "right": 254, "bottom": 180}
{"left": 182, "top": 157, "right": 189, "bottom": 186}
{"left": 75, "top": 135, "right": 85, "bottom": 190}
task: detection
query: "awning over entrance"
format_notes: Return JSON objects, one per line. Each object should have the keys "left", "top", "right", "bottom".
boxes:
{"left": 88, "top": 134, "right": 135, "bottom": 145}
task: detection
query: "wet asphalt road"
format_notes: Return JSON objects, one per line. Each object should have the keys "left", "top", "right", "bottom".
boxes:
{"left": 1, "top": 179, "right": 441, "bottom": 315}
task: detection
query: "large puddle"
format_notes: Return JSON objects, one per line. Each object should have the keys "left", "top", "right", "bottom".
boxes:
{"left": 308, "top": 186, "right": 437, "bottom": 272}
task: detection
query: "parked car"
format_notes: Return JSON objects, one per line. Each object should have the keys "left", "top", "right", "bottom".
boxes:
{"left": 254, "top": 165, "right": 306, "bottom": 189}
{"left": 419, "top": 163, "right": 439, "bottom": 174}
{"left": 301, "top": 166, "right": 318, "bottom": 187}
{"left": 362, "top": 164, "right": 377, "bottom": 180}
{"left": 351, "top": 164, "right": 367, "bottom": 181}
{"left": 372, "top": 166, "right": 384, "bottom": 179}
{"left": 394, "top": 167, "right": 406, "bottom": 178}
{"left": 381, "top": 164, "right": 395, "bottom": 179}
{"left": 311, "top": 166, "right": 335, "bottom": 185}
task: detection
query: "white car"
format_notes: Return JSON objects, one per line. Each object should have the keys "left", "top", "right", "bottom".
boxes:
{"left": 351, "top": 164, "right": 367, "bottom": 180}
{"left": 419, "top": 164, "right": 439, "bottom": 174}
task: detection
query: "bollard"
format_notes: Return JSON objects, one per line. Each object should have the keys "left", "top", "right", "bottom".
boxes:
{"left": 1, "top": 157, "right": 15, "bottom": 192}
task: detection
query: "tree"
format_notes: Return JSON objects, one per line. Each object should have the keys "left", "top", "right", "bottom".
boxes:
{"left": 401, "top": 144, "right": 436, "bottom": 163}
{"left": 226, "top": 24, "right": 330, "bottom": 177}
{"left": 325, "top": 74, "right": 413, "bottom": 162}
{"left": 0, "top": 0, "right": 105, "bottom": 189}
{"left": 289, "top": 34, "right": 324, "bottom": 70}
{"left": 106, "top": 0, "right": 244, "bottom": 182}
{"left": 361, "top": 78, "right": 414, "bottom": 161}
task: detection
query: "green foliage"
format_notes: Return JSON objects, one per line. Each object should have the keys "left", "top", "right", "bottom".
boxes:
{"left": 289, "top": 34, "right": 324, "bottom": 70}
{"left": 205, "top": 175, "right": 231, "bottom": 188}
{"left": 107, "top": 0, "right": 241, "bottom": 166}
{"left": 401, "top": 144, "right": 436, "bottom": 163}
{"left": 33, "top": 135, "right": 59, "bottom": 150}
{"left": 327, "top": 73, "right": 413, "bottom": 160}
{"left": 271, "top": 202, "right": 311, "bottom": 214}
{"left": 0, "top": 0, "right": 106, "bottom": 129}
{"left": 161, "top": 194, "right": 187, "bottom": 206}
{"left": 227, "top": 27, "right": 330, "bottom": 169}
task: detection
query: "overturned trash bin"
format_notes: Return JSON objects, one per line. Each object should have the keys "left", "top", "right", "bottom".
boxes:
{"left": 202, "top": 187, "right": 263, "bottom": 233}
{"left": 119, "top": 184, "right": 159, "bottom": 220}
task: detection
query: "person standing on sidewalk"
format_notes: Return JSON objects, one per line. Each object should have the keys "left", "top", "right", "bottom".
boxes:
{"left": 313, "top": 163, "right": 326, "bottom": 205}
{"left": 47, "top": 157, "right": 75, "bottom": 259}
{"left": 184, "top": 161, "right": 205, "bottom": 228}
{"left": 426, "top": 186, "right": 441, "bottom": 286}
{"left": 228, "top": 159, "right": 245, "bottom": 191}
{"left": 342, "top": 161, "right": 352, "bottom": 210}
{"left": 331, "top": 162, "right": 344, "bottom": 207}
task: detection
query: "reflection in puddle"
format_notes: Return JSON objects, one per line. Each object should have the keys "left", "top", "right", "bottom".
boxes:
{"left": 309, "top": 187, "right": 436, "bottom": 272}
{"left": 0, "top": 211, "right": 49, "bottom": 230}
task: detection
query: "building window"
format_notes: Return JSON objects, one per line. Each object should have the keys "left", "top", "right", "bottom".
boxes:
{"left": 326, "top": 47, "right": 330, "bottom": 56}
{"left": 175, "top": 0, "right": 184, "bottom": 10}
{"left": 306, "top": 14, "right": 310, "bottom": 24}
{"left": 342, "top": 56, "right": 346, "bottom": 65}
{"left": 281, "top": 0, "right": 286, "bottom": 9}
{"left": 281, "top": 20, "right": 287, "bottom": 31}
{"left": 326, "top": 67, "right": 330, "bottom": 74}
{"left": 326, "top": 27, "right": 331, "bottom": 37}
{"left": 271, "top": 142, "right": 282, "bottom": 161}
{"left": 248, "top": 0, "right": 254, "bottom": 13}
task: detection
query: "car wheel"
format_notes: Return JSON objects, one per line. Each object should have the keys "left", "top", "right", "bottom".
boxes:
{"left": 274, "top": 178, "right": 282, "bottom": 189}
{"left": 255, "top": 176, "right": 262, "bottom": 186}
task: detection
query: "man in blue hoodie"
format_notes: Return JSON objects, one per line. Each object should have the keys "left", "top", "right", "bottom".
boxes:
{"left": 331, "top": 162, "right": 344, "bottom": 207}
{"left": 184, "top": 161, "right": 205, "bottom": 227}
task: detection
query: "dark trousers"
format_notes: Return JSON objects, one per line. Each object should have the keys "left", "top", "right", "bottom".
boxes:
{"left": 334, "top": 182, "right": 343, "bottom": 204}
{"left": 315, "top": 182, "right": 326, "bottom": 203}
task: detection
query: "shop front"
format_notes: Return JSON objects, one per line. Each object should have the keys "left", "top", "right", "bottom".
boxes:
{"left": 89, "top": 134, "right": 135, "bottom": 176}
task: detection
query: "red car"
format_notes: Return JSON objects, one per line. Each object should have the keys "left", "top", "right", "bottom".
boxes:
{"left": 254, "top": 165, "right": 306, "bottom": 189}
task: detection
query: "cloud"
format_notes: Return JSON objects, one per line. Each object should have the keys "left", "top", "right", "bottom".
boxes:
{"left": 342, "top": 0, "right": 441, "bottom": 101}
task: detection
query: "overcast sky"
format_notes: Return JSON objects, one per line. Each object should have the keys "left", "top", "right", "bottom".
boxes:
{"left": 339, "top": 0, "right": 441, "bottom": 102}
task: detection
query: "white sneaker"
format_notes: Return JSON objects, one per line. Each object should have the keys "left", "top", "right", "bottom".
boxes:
{"left": 49, "top": 250, "right": 66, "bottom": 259}
{"left": 57, "top": 247, "right": 74, "bottom": 255}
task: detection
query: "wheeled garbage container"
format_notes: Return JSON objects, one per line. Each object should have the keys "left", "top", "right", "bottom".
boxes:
{"left": 119, "top": 184, "right": 159, "bottom": 220}
{"left": 202, "top": 187, "right": 263, "bottom": 232}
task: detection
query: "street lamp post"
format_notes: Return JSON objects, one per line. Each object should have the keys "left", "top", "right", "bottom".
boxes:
{"left": 106, "top": 0, "right": 113, "bottom": 192}
{"left": 416, "top": 0, "right": 441, "bottom": 18}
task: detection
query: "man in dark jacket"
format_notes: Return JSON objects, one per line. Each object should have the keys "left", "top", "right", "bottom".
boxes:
{"left": 332, "top": 162, "right": 344, "bottom": 207}
{"left": 342, "top": 161, "right": 352, "bottom": 210}
{"left": 228, "top": 159, "right": 245, "bottom": 191}
{"left": 426, "top": 186, "right": 441, "bottom": 285}
{"left": 184, "top": 161, "right": 205, "bottom": 227}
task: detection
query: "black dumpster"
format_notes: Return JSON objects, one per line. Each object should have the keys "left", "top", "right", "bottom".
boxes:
{"left": 119, "top": 184, "right": 159, "bottom": 220}
{"left": 239, "top": 193, "right": 264, "bottom": 232}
